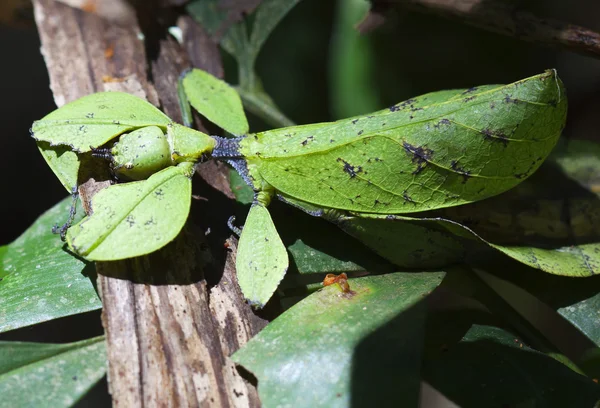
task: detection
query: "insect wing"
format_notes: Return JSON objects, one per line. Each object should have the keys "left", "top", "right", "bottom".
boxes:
{"left": 236, "top": 203, "right": 288, "bottom": 308}
{"left": 181, "top": 68, "right": 249, "bottom": 135}
{"left": 66, "top": 163, "right": 193, "bottom": 260}
{"left": 241, "top": 71, "right": 567, "bottom": 214}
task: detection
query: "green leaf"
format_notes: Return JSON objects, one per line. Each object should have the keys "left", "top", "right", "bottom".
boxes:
{"left": 32, "top": 92, "right": 171, "bottom": 153}
{"left": 233, "top": 272, "right": 445, "bottom": 407}
{"left": 241, "top": 70, "right": 567, "bottom": 213}
{"left": 423, "top": 310, "right": 600, "bottom": 407}
{"left": 0, "top": 198, "right": 100, "bottom": 333}
{"left": 473, "top": 255, "right": 600, "bottom": 347}
{"left": 187, "top": 0, "right": 300, "bottom": 90}
{"left": 181, "top": 68, "right": 250, "bottom": 135}
{"left": 0, "top": 337, "right": 106, "bottom": 407}
{"left": 237, "top": 203, "right": 288, "bottom": 307}
{"left": 67, "top": 163, "right": 194, "bottom": 261}
{"left": 329, "top": 0, "right": 379, "bottom": 119}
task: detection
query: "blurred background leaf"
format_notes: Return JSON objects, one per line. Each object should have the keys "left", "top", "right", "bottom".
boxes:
{"left": 0, "top": 198, "right": 100, "bottom": 333}
{"left": 0, "top": 336, "right": 106, "bottom": 407}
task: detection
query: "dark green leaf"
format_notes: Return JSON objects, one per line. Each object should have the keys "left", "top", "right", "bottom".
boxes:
{"left": 0, "top": 336, "right": 106, "bottom": 407}
{"left": 248, "top": 0, "right": 301, "bottom": 64}
{"left": 423, "top": 308, "right": 600, "bottom": 407}
{"left": 233, "top": 272, "right": 445, "bottom": 407}
{"left": 0, "top": 198, "right": 101, "bottom": 333}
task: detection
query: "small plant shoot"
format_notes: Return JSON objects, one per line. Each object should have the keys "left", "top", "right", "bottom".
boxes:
{"left": 31, "top": 69, "right": 567, "bottom": 307}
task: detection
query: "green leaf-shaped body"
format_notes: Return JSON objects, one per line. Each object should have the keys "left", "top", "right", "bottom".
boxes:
{"left": 236, "top": 204, "right": 288, "bottom": 307}
{"left": 181, "top": 68, "right": 249, "bottom": 135}
{"left": 66, "top": 163, "right": 194, "bottom": 260}
{"left": 111, "top": 126, "right": 174, "bottom": 180}
{"left": 32, "top": 92, "right": 171, "bottom": 153}
{"left": 239, "top": 71, "right": 567, "bottom": 214}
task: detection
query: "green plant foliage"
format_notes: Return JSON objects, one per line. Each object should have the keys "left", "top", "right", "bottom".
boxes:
{"left": 329, "top": 0, "right": 379, "bottom": 119}
{"left": 233, "top": 272, "right": 445, "bottom": 407}
{"left": 0, "top": 198, "right": 100, "bottom": 333}
{"left": 0, "top": 337, "right": 106, "bottom": 407}
{"left": 423, "top": 310, "right": 600, "bottom": 407}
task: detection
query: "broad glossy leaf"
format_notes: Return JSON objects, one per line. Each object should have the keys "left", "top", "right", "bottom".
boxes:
{"left": 233, "top": 272, "right": 445, "bottom": 407}
{"left": 423, "top": 308, "right": 600, "bottom": 407}
{"left": 471, "top": 254, "right": 600, "bottom": 347}
{"left": 241, "top": 71, "right": 566, "bottom": 213}
{"left": 0, "top": 198, "right": 100, "bottom": 333}
{"left": 0, "top": 336, "right": 106, "bottom": 407}
{"left": 181, "top": 68, "right": 249, "bottom": 135}
{"left": 67, "top": 163, "right": 194, "bottom": 261}
{"left": 32, "top": 91, "right": 170, "bottom": 153}
{"left": 237, "top": 204, "right": 288, "bottom": 307}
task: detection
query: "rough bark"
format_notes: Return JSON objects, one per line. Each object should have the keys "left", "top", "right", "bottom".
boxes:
{"left": 33, "top": 0, "right": 265, "bottom": 406}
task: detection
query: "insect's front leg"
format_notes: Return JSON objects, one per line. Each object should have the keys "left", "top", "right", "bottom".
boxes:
{"left": 235, "top": 187, "right": 289, "bottom": 308}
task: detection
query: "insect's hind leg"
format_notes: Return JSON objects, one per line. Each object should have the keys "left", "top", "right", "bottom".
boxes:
{"left": 52, "top": 186, "right": 79, "bottom": 241}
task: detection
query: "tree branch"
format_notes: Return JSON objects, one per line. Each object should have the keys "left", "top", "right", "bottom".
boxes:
{"left": 363, "top": 0, "right": 600, "bottom": 60}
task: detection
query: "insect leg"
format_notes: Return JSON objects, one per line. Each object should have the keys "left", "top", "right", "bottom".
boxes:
{"left": 52, "top": 186, "right": 79, "bottom": 241}
{"left": 227, "top": 216, "right": 243, "bottom": 236}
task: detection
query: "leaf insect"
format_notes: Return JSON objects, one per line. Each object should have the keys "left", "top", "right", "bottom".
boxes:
{"left": 31, "top": 69, "right": 567, "bottom": 307}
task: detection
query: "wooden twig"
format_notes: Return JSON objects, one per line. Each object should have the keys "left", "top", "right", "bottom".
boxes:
{"left": 33, "top": 0, "right": 264, "bottom": 406}
{"left": 363, "top": 0, "right": 600, "bottom": 60}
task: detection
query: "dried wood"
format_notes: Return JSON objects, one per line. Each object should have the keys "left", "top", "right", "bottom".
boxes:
{"left": 33, "top": 0, "right": 264, "bottom": 406}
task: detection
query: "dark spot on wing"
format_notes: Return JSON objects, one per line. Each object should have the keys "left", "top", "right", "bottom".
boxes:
{"left": 403, "top": 141, "right": 433, "bottom": 175}
{"left": 482, "top": 128, "right": 509, "bottom": 147}
{"left": 403, "top": 190, "right": 415, "bottom": 204}
{"left": 450, "top": 160, "right": 471, "bottom": 183}
{"left": 336, "top": 158, "right": 363, "bottom": 178}
{"left": 126, "top": 215, "right": 135, "bottom": 227}
{"left": 301, "top": 135, "right": 315, "bottom": 146}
